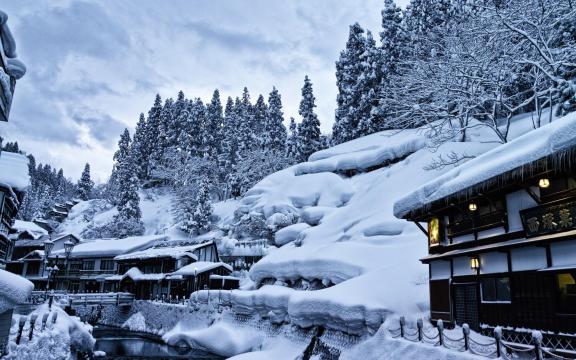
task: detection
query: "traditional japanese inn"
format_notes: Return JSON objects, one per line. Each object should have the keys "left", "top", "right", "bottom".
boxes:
{"left": 394, "top": 116, "right": 576, "bottom": 340}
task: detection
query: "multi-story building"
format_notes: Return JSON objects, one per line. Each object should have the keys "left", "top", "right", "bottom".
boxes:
{"left": 394, "top": 116, "right": 576, "bottom": 338}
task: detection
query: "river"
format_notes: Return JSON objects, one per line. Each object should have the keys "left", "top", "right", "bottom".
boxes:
{"left": 93, "top": 326, "right": 222, "bottom": 359}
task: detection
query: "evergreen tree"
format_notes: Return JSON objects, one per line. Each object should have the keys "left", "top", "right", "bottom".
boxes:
{"left": 297, "top": 76, "right": 321, "bottom": 162}
{"left": 355, "top": 31, "right": 383, "bottom": 137}
{"left": 286, "top": 117, "right": 299, "bottom": 161}
{"left": 204, "top": 89, "right": 223, "bottom": 157}
{"left": 332, "top": 23, "right": 366, "bottom": 145}
{"left": 76, "top": 163, "right": 94, "bottom": 201}
{"left": 264, "top": 87, "right": 287, "bottom": 151}
{"left": 237, "top": 88, "right": 254, "bottom": 153}
{"left": 131, "top": 113, "right": 148, "bottom": 181}
{"left": 144, "top": 94, "right": 163, "bottom": 178}
{"left": 179, "top": 177, "right": 213, "bottom": 235}
{"left": 253, "top": 94, "right": 267, "bottom": 149}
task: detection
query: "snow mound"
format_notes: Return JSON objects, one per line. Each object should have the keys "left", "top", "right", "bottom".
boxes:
{"left": 0, "top": 151, "right": 30, "bottom": 191}
{"left": 0, "top": 270, "right": 33, "bottom": 312}
{"left": 163, "top": 321, "right": 264, "bottom": 358}
{"left": 274, "top": 223, "right": 310, "bottom": 246}
{"left": 122, "top": 312, "right": 148, "bottom": 332}
{"left": 296, "top": 129, "right": 426, "bottom": 175}
{"left": 394, "top": 112, "right": 576, "bottom": 218}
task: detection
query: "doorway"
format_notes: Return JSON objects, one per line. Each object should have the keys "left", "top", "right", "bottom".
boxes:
{"left": 453, "top": 282, "right": 479, "bottom": 330}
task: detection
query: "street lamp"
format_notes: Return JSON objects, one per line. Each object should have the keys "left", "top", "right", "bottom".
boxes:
{"left": 45, "top": 265, "right": 58, "bottom": 293}
{"left": 64, "top": 240, "right": 75, "bottom": 291}
{"left": 42, "top": 239, "right": 54, "bottom": 278}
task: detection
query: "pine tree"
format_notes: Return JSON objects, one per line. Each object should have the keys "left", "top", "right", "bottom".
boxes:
{"left": 286, "top": 117, "right": 299, "bottom": 161}
{"left": 76, "top": 163, "right": 94, "bottom": 201}
{"left": 253, "top": 94, "right": 267, "bottom": 149}
{"left": 332, "top": 23, "right": 366, "bottom": 145}
{"left": 355, "top": 31, "right": 383, "bottom": 137}
{"left": 204, "top": 89, "right": 223, "bottom": 158}
{"left": 237, "top": 88, "right": 255, "bottom": 153}
{"left": 297, "top": 76, "right": 321, "bottom": 162}
{"left": 167, "top": 90, "right": 187, "bottom": 148}
{"left": 179, "top": 177, "right": 213, "bottom": 235}
{"left": 220, "top": 97, "right": 239, "bottom": 169}
{"left": 131, "top": 113, "right": 148, "bottom": 181}
{"left": 264, "top": 87, "right": 287, "bottom": 151}
{"left": 144, "top": 94, "right": 163, "bottom": 178}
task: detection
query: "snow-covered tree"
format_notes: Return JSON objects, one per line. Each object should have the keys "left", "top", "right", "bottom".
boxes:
{"left": 76, "top": 163, "right": 94, "bottom": 201}
{"left": 296, "top": 76, "right": 321, "bottom": 162}
{"left": 264, "top": 87, "right": 287, "bottom": 151}
{"left": 253, "top": 94, "right": 267, "bottom": 149}
{"left": 286, "top": 117, "right": 299, "bottom": 162}
{"left": 203, "top": 89, "right": 223, "bottom": 158}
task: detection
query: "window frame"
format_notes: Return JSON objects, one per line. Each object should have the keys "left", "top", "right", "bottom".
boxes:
{"left": 82, "top": 260, "right": 95, "bottom": 271}
{"left": 480, "top": 276, "right": 512, "bottom": 304}
{"left": 556, "top": 271, "right": 576, "bottom": 315}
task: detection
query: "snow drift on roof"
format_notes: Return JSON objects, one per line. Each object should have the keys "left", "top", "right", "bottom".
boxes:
{"left": 53, "top": 234, "right": 167, "bottom": 258}
{"left": 0, "top": 269, "right": 33, "bottom": 312}
{"left": 394, "top": 112, "right": 576, "bottom": 218}
{"left": 0, "top": 151, "right": 30, "bottom": 191}
{"left": 12, "top": 220, "right": 48, "bottom": 236}
{"left": 172, "top": 261, "right": 232, "bottom": 276}
{"left": 114, "top": 241, "right": 212, "bottom": 261}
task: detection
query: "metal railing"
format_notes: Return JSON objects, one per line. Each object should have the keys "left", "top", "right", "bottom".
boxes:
{"left": 389, "top": 317, "right": 576, "bottom": 359}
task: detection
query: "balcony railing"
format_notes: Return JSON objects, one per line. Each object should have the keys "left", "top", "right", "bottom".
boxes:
{"left": 447, "top": 211, "right": 507, "bottom": 238}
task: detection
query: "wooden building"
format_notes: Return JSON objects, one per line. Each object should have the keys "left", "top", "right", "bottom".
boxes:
{"left": 394, "top": 116, "right": 576, "bottom": 337}
{"left": 113, "top": 240, "right": 235, "bottom": 299}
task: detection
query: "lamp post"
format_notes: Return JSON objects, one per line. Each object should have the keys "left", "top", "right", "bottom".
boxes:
{"left": 42, "top": 239, "right": 54, "bottom": 279}
{"left": 45, "top": 265, "right": 58, "bottom": 293}
{"left": 64, "top": 240, "right": 75, "bottom": 292}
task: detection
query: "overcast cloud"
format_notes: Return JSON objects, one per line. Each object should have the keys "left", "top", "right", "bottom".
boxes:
{"left": 0, "top": 0, "right": 408, "bottom": 182}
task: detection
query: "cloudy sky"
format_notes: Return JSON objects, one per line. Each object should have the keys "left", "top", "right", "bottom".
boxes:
{"left": 1, "top": 0, "right": 408, "bottom": 182}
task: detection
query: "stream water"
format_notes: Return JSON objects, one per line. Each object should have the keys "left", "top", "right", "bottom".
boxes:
{"left": 93, "top": 326, "right": 222, "bottom": 359}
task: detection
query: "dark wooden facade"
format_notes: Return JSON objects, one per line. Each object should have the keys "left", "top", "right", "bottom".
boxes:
{"left": 401, "top": 167, "right": 576, "bottom": 336}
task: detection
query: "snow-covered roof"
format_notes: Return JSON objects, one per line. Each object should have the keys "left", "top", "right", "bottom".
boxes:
{"left": 52, "top": 235, "right": 166, "bottom": 258}
{"left": 12, "top": 220, "right": 48, "bottom": 238}
{"left": 394, "top": 113, "right": 576, "bottom": 218}
{"left": 171, "top": 261, "right": 232, "bottom": 276}
{"left": 0, "top": 11, "right": 26, "bottom": 79}
{"left": 115, "top": 267, "right": 166, "bottom": 282}
{"left": 0, "top": 269, "right": 33, "bottom": 312}
{"left": 0, "top": 151, "right": 30, "bottom": 191}
{"left": 114, "top": 241, "right": 213, "bottom": 261}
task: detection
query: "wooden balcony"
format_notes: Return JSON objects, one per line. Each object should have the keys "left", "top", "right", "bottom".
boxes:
{"left": 447, "top": 211, "right": 507, "bottom": 238}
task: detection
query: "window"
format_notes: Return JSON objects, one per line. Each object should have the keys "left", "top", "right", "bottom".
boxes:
{"left": 428, "top": 217, "right": 441, "bottom": 247}
{"left": 82, "top": 260, "right": 95, "bottom": 271}
{"left": 557, "top": 272, "right": 576, "bottom": 314}
{"left": 481, "top": 277, "right": 511, "bottom": 303}
{"left": 99, "top": 260, "right": 115, "bottom": 271}
{"left": 69, "top": 261, "right": 82, "bottom": 271}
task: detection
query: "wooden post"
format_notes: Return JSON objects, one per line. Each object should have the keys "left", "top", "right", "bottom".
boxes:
{"left": 51, "top": 312, "right": 58, "bottom": 324}
{"left": 532, "top": 330, "right": 543, "bottom": 360}
{"left": 28, "top": 314, "right": 38, "bottom": 341}
{"left": 399, "top": 316, "right": 405, "bottom": 338}
{"left": 16, "top": 317, "right": 26, "bottom": 345}
{"left": 494, "top": 326, "right": 502, "bottom": 358}
{"left": 462, "top": 324, "right": 470, "bottom": 351}
{"left": 41, "top": 313, "right": 49, "bottom": 331}
{"left": 416, "top": 318, "right": 423, "bottom": 342}
{"left": 437, "top": 320, "right": 444, "bottom": 347}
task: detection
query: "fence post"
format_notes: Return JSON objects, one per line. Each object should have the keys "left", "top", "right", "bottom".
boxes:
{"left": 532, "top": 330, "right": 543, "bottom": 360}
{"left": 417, "top": 318, "right": 423, "bottom": 342}
{"left": 494, "top": 326, "right": 502, "bottom": 358}
{"left": 41, "top": 313, "right": 49, "bottom": 331}
{"left": 51, "top": 312, "right": 58, "bottom": 324}
{"left": 399, "top": 316, "right": 405, "bottom": 339}
{"left": 28, "top": 314, "right": 38, "bottom": 341}
{"left": 116, "top": 293, "right": 119, "bottom": 306}
{"left": 16, "top": 317, "right": 26, "bottom": 345}
{"left": 437, "top": 319, "right": 444, "bottom": 347}
{"left": 462, "top": 324, "right": 470, "bottom": 351}
{"left": 48, "top": 295, "right": 53, "bottom": 310}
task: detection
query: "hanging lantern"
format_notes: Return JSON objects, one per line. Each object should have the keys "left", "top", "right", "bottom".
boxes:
{"left": 64, "top": 240, "right": 75, "bottom": 258}
{"left": 538, "top": 178, "right": 550, "bottom": 188}
{"left": 468, "top": 202, "right": 478, "bottom": 212}
{"left": 470, "top": 256, "right": 480, "bottom": 271}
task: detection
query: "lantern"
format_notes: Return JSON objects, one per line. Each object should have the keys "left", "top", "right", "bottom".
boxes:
{"left": 64, "top": 240, "right": 75, "bottom": 258}
{"left": 470, "top": 256, "right": 480, "bottom": 271}
{"left": 43, "top": 240, "right": 54, "bottom": 258}
{"left": 468, "top": 202, "right": 477, "bottom": 212}
{"left": 538, "top": 178, "right": 550, "bottom": 189}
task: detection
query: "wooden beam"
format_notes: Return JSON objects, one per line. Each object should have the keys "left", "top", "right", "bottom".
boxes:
{"left": 413, "top": 221, "right": 429, "bottom": 237}
{"left": 524, "top": 187, "right": 542, "bottom": 204}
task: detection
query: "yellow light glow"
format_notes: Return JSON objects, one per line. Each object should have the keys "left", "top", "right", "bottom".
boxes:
{"left": 468, "top": 203, "right": 477, "bottom": 212}
{"left": 539, "top": 178, "right": 550, "bottom": 188}
{"left": 470, "top": 256, "right": 479, "bottom": 271}
{"left": 428, "top": 217, "right": 440, "bottom": 247}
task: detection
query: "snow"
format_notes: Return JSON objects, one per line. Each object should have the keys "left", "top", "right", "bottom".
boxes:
{"left": 274, "top": 223, "right": 310, "bottom": 246}
{"left": 0, "top": 12, "right": 17, "bottom": 59}
{"left": 115, "top": 267, "right": 166, "bottom": 281}
{"left": 228, "top": 338, "right": 304, "bottom": 360}
{"left": 51, "top": 234, "right": 166, "bottom": 258}
{"left": 0, "top": 151, "right": 30, "bottom": 191}
{"left": 10, "top": 220, "right": 48, "bottom": 240}
{"left": 122, "top": 312, "right": 148, "bottom": 332}
{"left": 0, "top": 269, "right": 33, "bottom": 313}
{"left": 5, "top": 58, "right": 26, "bottom": 79}
{"left": 394, "top": 112, "right": 576, "bottom": 218}
{"left": 163, "top": 321, "right": 264, "bottom": 358}
{"left": 114, "top": 242, "right": 210, "bottom": 261}
{"left": 171, "top": 261, "right": 232, "bottom": 276}
{"left": 296, "top": 129, "right": 426, "bottom": 175}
